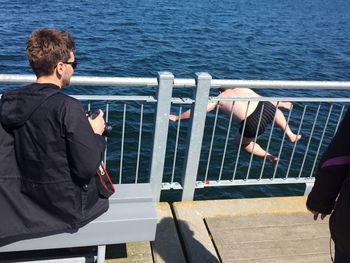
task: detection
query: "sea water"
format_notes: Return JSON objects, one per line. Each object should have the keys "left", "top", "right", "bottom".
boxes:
{"left": 1, "top": 0, "right": 350, "bottom": 201}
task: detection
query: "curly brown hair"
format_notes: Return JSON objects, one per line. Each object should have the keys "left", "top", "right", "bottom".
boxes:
{"left": 26, "top": 28, "right": 75, "bottom": 77}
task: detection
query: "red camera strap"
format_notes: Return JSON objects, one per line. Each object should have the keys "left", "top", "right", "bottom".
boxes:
{"left": 96, "top": 161, "right": 115, "bottom": 197}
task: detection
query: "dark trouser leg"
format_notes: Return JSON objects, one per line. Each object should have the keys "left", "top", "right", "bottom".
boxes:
{"left": 335, "top": 246, "right": 350, "bottom": 263}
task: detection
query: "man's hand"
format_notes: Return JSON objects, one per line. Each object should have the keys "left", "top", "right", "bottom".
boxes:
{"left": 169, "top": 114, "right": 179, "bottom": 121}
{"left": 88, "top": 109, "right": 105, "bottom": 135}
{"left": 308, "top": 208, "right": 327, "bottom": 221}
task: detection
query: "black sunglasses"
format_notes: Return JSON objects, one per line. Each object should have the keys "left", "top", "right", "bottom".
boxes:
{"left": 62, "top": 59, "right": 77, "bottom": 70}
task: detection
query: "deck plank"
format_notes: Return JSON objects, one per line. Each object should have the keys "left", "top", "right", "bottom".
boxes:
{"left": 206, "top": 213, "right": 330, "bottom": 262}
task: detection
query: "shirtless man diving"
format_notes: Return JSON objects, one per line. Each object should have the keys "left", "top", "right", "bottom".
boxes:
{"left": 169, "top": 88, "right": 301, "bottom": 166}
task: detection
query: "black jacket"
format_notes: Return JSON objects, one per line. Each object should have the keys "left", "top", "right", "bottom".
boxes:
{"left": 307, "top": 107, "right": 350, "bottom": 255}
{"left": 0, "top": 83, "right": 108, "bottom": 243}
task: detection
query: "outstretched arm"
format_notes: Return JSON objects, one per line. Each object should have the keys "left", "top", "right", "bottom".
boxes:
{"left": 169, "top": 101, "right": 218, "bottom": 121}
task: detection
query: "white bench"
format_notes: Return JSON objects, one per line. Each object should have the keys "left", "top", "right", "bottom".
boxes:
{"left": 0, "top": 183, "right": 157, "bottom": 263}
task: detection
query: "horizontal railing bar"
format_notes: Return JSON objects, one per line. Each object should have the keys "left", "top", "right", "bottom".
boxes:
{"left": 74, "top": 76, "right": 158, "bottom": 87}
{"left": 1, "top": 74, "right": 350, "bottom": 89}
{"left": 73, "top": 95, "right": 157, "bottom": 102}
{"left": 171, "top": 96, "right": 350, "bottom": 105}
{"left": 161, "top": 177, "right": 315, "bottom": 190}
{"left": 0, "top": 74, "right": 194, "bottom": 88}
{"left": 195, "top": 178, "right": 315, "bottom": 188}
{"left": 210, "top": 79, "right": 350, "bottom": 89}
{"left": 209, "top": 97, "right": 350, "bottom": 102}
{"left": 0, "top": 74, "right": 158, "bottom": 87}
{"left": 0, "top": 74, "right": 36, "bottom": 84}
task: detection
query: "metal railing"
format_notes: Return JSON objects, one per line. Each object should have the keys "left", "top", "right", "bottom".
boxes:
{"left": 1, "top": 73, "right": 350, "bottom": 201}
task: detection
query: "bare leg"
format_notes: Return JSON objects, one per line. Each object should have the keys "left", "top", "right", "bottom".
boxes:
{"left": 273, "top": 109, "right": 301, "bottom": 142}
{"left": 235, "top": 132, "right": 278, "bottom": 166}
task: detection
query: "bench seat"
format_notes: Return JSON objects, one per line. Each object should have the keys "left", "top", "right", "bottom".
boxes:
{"left": 0, "top": 183, "right": 157, "bottom": 262}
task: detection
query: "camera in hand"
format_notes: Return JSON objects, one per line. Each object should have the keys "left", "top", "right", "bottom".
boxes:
{"left": 86, "top": 110, "right": 112, "bottom": 137}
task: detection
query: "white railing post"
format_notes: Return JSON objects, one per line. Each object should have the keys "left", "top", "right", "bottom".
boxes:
{"left": 304, "top": 182, "right": 314, "bottom": 196}
{"left": 97, "top": 245, "right": 106, "bottom": 263}
{"left": 149, "top": 72, "right": 174, "bottom": 201}
{"left": 181, "top": 72, "right": 212, "bottom": 201}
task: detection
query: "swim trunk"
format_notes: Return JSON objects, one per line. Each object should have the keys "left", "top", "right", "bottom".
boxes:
{"left": 238, "top": 101, "right": 276, "bottom": 138}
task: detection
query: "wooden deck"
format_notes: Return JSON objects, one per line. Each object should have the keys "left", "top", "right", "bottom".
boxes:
{"left": 206, "top": 214, "right": 329, "bottom": 262}
{"left": 0, "top": 196, "right": 331, "bottom": 263}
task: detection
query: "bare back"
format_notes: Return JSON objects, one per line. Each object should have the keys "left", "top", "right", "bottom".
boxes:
{"left": 217, "top": 88, "right": 261, "bottom": 122}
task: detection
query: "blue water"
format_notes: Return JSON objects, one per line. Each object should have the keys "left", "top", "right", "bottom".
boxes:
{"left": 1, "top": 0, "right": 350, "bottom": 201}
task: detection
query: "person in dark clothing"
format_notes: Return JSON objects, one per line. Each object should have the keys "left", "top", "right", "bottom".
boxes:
{"left": 169, "top": 87, "right": 301, "bottom": 166}
{"left": 307, "top": 107, "right": 350, "bottom": 262}
{"left": 0, "top": 28, "right": 108, "bottom": 243}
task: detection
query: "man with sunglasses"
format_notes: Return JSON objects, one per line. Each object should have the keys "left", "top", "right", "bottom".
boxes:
{"left": 0, "top": 28, "right": 109, "bottom": 242}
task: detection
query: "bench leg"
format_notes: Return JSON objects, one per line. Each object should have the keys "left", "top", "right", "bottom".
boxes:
{"left": 97, "top": 245, "right": 106, "bottom": 263}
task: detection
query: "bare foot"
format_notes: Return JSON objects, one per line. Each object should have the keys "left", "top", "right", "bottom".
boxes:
{"left": 288, "top": 133, "right": 301, "bottom": 143}
{"left": 278, "top": 101, "right": 293, "bottom": 110}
